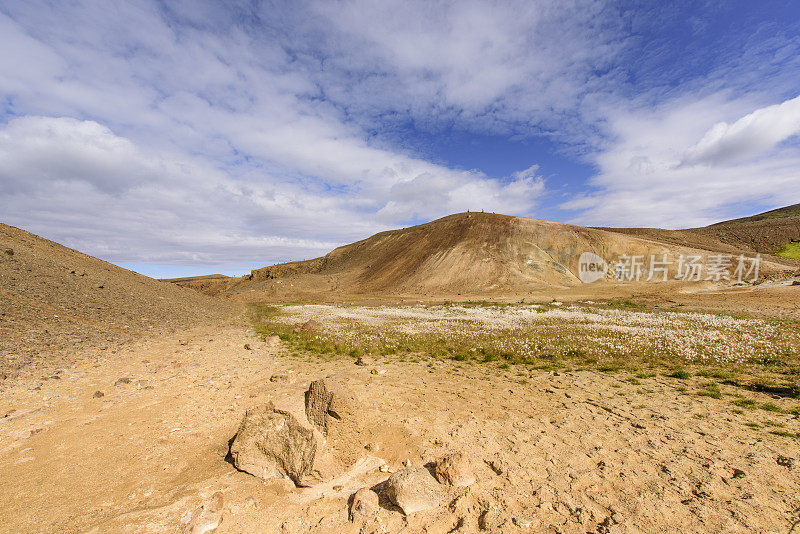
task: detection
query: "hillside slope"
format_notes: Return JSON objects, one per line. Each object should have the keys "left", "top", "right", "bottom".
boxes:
{"left": 601, "top": 203, "right": 800, "bottom": 257}
{"left": 0, "top": 223, "right": 241, "bottom": 376}
{"left": 207, "top": 212, "right": 788, "bottom": 301}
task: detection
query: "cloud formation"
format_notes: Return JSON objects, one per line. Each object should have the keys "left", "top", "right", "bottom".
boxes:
{"left": 683, "top": 94, "right": 800, "bottom": 166}
{"left": 0, "top": 1, "right": 799, "bottom": 272}
{"left": 565, "top": 93, "right": 800, "bottom": 228}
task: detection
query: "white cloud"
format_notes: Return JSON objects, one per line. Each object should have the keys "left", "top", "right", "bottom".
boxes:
{"left": 0, "top": 112, "right": 544, "bottom": 268}
{"left": 1, "top": 0, "right": 799, "bottom": 272}
{"left": 683, "top": 94, "right": 800, "bottom": 165}
{"left": 301, "top": 0, "right": 625, "bottom": 140}
{"left": 0, "top": 2, "right": 552, "bottom": 271}
{"left": 564, "top": 93, "right": 800, "bottom": 227}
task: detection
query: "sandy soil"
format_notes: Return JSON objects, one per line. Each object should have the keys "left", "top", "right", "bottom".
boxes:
{"left": 2, "top": 317, "right": 799, "bottom": 533}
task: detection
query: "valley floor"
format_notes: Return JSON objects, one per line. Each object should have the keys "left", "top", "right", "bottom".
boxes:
{"left": 1, "top": 307, "right": 799, "bottom": 533}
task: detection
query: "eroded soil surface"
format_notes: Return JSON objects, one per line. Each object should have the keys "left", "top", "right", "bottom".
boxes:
{"left": 2, "top": 319, "right": 799, "bottom": 533}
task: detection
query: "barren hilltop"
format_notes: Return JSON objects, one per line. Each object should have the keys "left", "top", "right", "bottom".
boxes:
{"left": 172, "top": 210, "right": 798, "bottom": 305}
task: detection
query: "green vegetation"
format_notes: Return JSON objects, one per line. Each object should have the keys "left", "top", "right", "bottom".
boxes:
{"left": 697, "top": 381, "right": 722, "bottom": 399}
{"left": 775, "top": 242, "right": 800, "bottom": 260}
{"left": 667, "top": 369, "right": 690, "bottom": 380}
{"left": 770, "top": 430, "right": 800, "bottom": 439}
{"left": 247, "top": 300, "right": 800, "bottom": 411}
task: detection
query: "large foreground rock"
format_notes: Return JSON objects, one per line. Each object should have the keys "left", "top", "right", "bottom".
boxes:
{"left": 386, "top": 467, "right": 442, "bottom": 515}
{"left": 229, "top": 402, "right": 317, "bottom": 486}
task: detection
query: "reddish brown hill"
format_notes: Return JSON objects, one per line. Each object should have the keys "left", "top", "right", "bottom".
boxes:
{"left": 207, "top": 212, "right": 791, "bottom": 301}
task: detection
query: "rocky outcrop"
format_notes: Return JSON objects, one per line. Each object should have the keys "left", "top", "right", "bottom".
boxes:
{"left": 229, "top": 402, "right": 317, "bottom": 486}
{"left": 304, "top": 378, "right": 357, "bottom": 435}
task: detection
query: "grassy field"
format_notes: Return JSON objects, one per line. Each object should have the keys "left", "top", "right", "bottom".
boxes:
{"left": 251, "top": 301, "right": 800, "bottom": 403}
{"left": 776, "top": 242, "right": 800, "bottom": 260}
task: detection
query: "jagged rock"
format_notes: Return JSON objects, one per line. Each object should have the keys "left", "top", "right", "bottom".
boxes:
{"left": 229, "top": 402, "right": 317, "bottom": 486}
{"left": 93, "top": 390, "right": 104, "bottom": 398}
{"left": 350, "top": 487, "right": 379, "bottom": 519}
{"left": 434, "top": 452, "right": 475, "bottom": 487}
{"left": 304, "top": 378, "right": 356, "bottom": 435}
{"left": 386, "top": 467, "right": 442, "bottom": 515}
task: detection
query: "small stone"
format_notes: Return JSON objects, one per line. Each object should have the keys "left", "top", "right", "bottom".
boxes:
{"left": 370, "top": 369, "right": 387, "bottom": 375}
{"left": 183, "top": 491, "right": 224, "bottom": 534}
{"left": 777, "top": 455, "right": 793, "bottom": 468}
{"left": 350, "top": 487, "right": 379, "bottom": 519}
{"left": 93, "top": 391, "right": 104, "bottom": 398}
{"left": 385, "top": 467, "right": 441, "bottom": 515}
{"left": 365, "top": 442, "right": 380, "bottom": 452}
{"left": 513, "top": 516, "right": 534, "bottom": 528}
{"left": 114, "top": 377, "right": 131, "bottom": 386}
{"left": 244, "top": 344, "right": 252, "bottom": 350}
{"left": 332, "top": 485, "right": 344, "bottom": 491}
{"left": 354, "top": 356, "right": 373, "bottom": 366}
{"left": 434, "top": 452, "right": 475, "bottom": 487}
{"left": 270, "top": 373, "right": 290, "bottom": 383}
{"left": 379, "top": 464, "right": 390, "bottom": 473}
{"left": 402, "top": 459, "right": 412, "bottom": 467}
{"left": 179, "top": 340, "right": 189, "bottom": 346}
{"left": 487, "top": 459, "right": 505, "bottom": 475}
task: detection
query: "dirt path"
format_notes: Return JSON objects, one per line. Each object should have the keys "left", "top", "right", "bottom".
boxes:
{"left": 1, "top": 324, "right": 799, "bottom": 533}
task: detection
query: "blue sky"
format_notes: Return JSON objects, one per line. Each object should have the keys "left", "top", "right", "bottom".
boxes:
{"left": 1, "top": 1, "right": 799, "bottom": 278}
